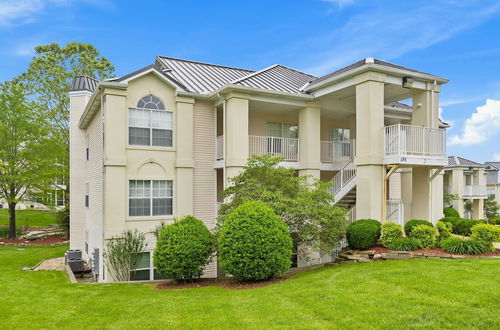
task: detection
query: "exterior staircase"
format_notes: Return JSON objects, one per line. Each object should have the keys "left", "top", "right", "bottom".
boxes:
{"left": 329, "top": 158, "right": 357, "bottom": 210}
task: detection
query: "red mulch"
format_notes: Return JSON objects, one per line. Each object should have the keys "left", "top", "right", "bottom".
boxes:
{"left": 0, "top": 237, "right": 68, "bottom": 246}
{"left": 155, "top": 276, "right": 288, "bottom": 290}
{"left": 363, "top": 245, "right": 500, "bottom": 258}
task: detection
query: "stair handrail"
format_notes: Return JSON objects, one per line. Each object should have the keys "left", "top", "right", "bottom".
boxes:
{"left": 329, "top": 157, "right": 356, "bottom": 197}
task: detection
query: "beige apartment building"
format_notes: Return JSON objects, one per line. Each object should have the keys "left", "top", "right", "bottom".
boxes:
{"left": 444, "top": 156, "right": 487, "bottom": 219}
{"left": 70, "top": 56, "right": 448, "bottom": 282}
{"left": 485, "top": 162, "right": 500, "bottom": 205}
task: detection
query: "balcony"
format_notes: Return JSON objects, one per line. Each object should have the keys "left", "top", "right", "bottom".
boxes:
{"left": 463, "top": 185, "right": 487, "bottom": 199}
{"left": 321, "top": 139, "right": 355, "bottom": 164}
{"left": 384, "top": 124, "right": 447, "bottom": 166}
{"left": 249, "top": 135, "right": 299, "bottom": 162}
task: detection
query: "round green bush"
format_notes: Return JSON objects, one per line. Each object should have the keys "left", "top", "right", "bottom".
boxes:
{"left": 470, "top": 224, "right": 500, "bottom": 243}
{"left": 404, "top": 219, "right": 434, "bottom": 236}
{"left": 453, "top": 219, "right": 486, "bottom": 236}
{"left": 381, "top": 222, "right": 404, "bottom": 247}
{"left": 409, "top": 224, "right": 438, "bottom": 249}
{"left": 386, "top": 237, "right": 420, "bottom": 251}
{"left": 218, "top": 201, "right": 292, "bottom": 281}
{"left": 443, "top": 207, "right": 460, "bottom": 218}
{"left": 440, "top": 237, "right": 492, "bottom": 255}
{"left": 346, "top": 219, "right": 381, "bottom": 250}
{"left": 436, "top": 221, "right": 453, "bottom": 241}
{"left": 153, "top": 216, "right": 215, "bottom": 282}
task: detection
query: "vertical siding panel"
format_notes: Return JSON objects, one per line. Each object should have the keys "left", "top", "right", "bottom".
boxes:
{"left": 193, "top": 100, "right": 217, "bottom": 277}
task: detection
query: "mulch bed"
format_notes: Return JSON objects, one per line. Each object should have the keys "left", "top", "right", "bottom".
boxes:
{"left": 155, "top": 276, "right": 289, "bottom": 290}
{"left": 364, "top": 245, "right": 500, "bottom": 258}
{"left": 0, "top": 237, "right": 68, "bottom": 246}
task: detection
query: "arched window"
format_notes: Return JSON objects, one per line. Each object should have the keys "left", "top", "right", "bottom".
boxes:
{"left": 129, "top": 95, "right": 172, "bottom": 147}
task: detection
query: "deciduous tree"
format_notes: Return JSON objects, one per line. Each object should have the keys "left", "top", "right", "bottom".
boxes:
{"left": 0, "top": 82, "right": 58, "bottom": 239}
{"left": 20, "top": 42, "right": 115, "bottom": 203}
{"left": 218, "top": 155, "right": 347, "bottom": 254}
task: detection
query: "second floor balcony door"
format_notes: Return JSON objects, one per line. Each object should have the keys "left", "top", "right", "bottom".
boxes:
{"left": 266, "top": 122, "right": 298, "bottom": 159}
{"left": 330, "top": 128, "right": 351, "bottom": 159}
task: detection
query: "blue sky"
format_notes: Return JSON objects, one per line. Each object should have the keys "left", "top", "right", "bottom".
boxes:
{"left": 1, "top": 0, "right": 500, "bottom": 162}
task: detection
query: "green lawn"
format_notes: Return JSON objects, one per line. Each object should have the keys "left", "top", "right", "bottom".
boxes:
{"left": 0, "top": 209, "right": 58, "bottom": 227}
{"left": 0, "top": 244, "right": 498, "bottom": 329}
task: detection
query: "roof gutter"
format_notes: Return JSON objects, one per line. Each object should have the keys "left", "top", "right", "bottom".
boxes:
{"left": 78, "top": 82, "right": 127, "bottom": 129}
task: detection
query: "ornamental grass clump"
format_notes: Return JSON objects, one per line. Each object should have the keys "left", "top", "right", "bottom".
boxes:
{"left": 386, "top": 237, "right": 420, "bottom": 251}
{"left": 346, "top": 219, "right": 381, "bottom": 250}
{"left": 440, "top": 237, "right": 491, "bottom": 255}
{"left": 218, "top": 201, "right": 292, "bottom": 281}
{"left": 154, "top": 216, "right": 215, "bottom": 282}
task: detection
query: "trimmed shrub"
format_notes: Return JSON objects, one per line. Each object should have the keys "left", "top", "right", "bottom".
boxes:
{"left": 57, "top": 206, "right": 70, "bottom": 238}
{"left": 346, "top": 219, "right": 381, "bottom": 250}
{"left": 381, "top": 222, "right": 404, "bottom": 247}
{"left": 470, "top": 224, "right": 500, "bottom": 243}
{"left": 154, "top": 216, "right": 215, "bottom": 282}
{"left": 404, "top": 219, "right": 434, "bottom": 236}
{"left": 487, "top": 218, "right": 500, "bottom": 225}
{"left": 443, "top": 207, "right": 460, "bottom": 218}
{"left": 440, "top": 237, "right": 491, "bottom": 255}
{"left": 218, "top": 201, "right": 292, "bottom": 281}
{"left": 409, "top": 225, "right": 438, "bottom": 249}
{"left": 436, "top": 221, "right": 453, "bottom": 241}
{"left": 453, "top": 219, "right": 486, "bottom": 236}
{"left": 386, "top": 237, "right": 420, "bottom": 251}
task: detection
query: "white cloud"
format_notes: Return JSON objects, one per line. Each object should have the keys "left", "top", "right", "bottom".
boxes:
{"left": 322, "top": 0, "right": 356, "bottom": 8}
{"left": 0, "top": 0, "right": 112, "bottom": 27}
{"left": 301, "top": 1, "right": 500, "bottom": 75}
{"left": 494, "top": 153, "right": 500, "bottom": 161}
{"left": 448, "top": 99, "right": 500, "bottom": 146}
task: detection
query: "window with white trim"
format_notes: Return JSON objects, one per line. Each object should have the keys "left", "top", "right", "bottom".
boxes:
{"left": 129, "top": 180, "right": 173, "bottom": 217}
{"left": 129, "top": 95, "right": 172, "bottom": 147}
{"left": 130, "top": 252, "right": 166, "bottom": 281}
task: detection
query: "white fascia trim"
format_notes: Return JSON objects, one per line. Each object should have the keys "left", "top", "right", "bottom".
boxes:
{"left": 119, "top": 68, "right": 182, "bottom": 91}
{"left": 304, "top": 64, "right": 448, "bottom": 93}
{"left": 69, "top": 90, "right": 93, "bottom": 97}
{"left": 216, "top": 84, "right": 314, "bottom": 101}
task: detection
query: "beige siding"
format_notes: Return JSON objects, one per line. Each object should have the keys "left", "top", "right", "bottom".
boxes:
{"left": 85, "top": 107, "right": 104, "bottom": 277}
{"left": 389, "top": 172, "right": 402, "bottom": 200}
{"left": 193, "top": 100, "right": 217, "bottom": 278}
{"left": 69, "top": 92, "right": 91, "bottom": 253}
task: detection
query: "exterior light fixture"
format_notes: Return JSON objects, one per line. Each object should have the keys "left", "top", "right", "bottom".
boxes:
{"left": 402, "top": 77, "right": 414, "bottom": 88}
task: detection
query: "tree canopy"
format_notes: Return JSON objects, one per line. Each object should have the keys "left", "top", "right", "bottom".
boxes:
{"left": 218, "top": 155, "right": 347, "bottom": 254}
{"left": 0, "top": 81, "right": 59, "bottom": 238}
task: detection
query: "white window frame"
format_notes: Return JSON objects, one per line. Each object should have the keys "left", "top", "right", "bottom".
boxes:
{"left": 128, "top": 180, "right": 173, "bottom": 217}
{"left": 128, "top": 95, "right": 173, "bottom": 148}
{"left": 130, "top": 251, "right": 165, "bottom": 281}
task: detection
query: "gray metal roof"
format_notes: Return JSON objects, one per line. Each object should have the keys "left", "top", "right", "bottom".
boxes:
{"left": 155, "top": 56, "right": 254, "bottom": 94}
{"left": 447, "top": 156, "right": 483, "bottom": 167}
{"left": 485, "top": 162, "right": 500, "bottom": 170}
{"left": 70, "top": 76, "right": 98, "bottom": 92}
{"left": 232, "top": 64, "right": 317, "bottom": 94}
{"left": 304, "top": 57, "right": 447, "bottom": 91}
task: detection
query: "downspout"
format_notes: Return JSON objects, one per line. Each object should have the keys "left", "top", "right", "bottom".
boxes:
{"left": 429, "top": 80, "right": 437, "bottom": 222}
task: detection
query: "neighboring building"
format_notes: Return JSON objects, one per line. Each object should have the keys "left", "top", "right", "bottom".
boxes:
{"left": 444, "top": 156, "right": 487, "bottom": 219}
{"left": 484, "top": 162, "right": 500, "bottom": 205}
{"left": 70, "top": 56, "right": 448, "bottom": 282}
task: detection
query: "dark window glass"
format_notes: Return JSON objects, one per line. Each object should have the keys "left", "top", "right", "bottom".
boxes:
{"left": 129, "top": 198, "right": 150, "bottom": 217}
{"left": 129, "top": 127, "right": 150, "bottom": 146}
{"left": 152, "top": 129, "right": 172, "bottom": 147}
{"left": 130, "top": 269, "right": 150, "bottom": 281}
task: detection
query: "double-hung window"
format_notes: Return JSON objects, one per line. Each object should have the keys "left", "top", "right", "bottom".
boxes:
{"left": 329, "top": 128, "right": 351, "bottom": 158}
{"left": 129, "top": 180, "right": 173, "bottom": 217}
{"left": 129, "top": 95, "right": 172, "bottom": 147}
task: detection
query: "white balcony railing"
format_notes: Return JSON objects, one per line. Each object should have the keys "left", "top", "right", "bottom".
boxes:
{"left": 249, "top": 135, "right": 299, "bottom": 162}
{"left": 487, "top": 188, "right": 496, "bottom": 197}
{"left": 216, "top": 135, "right": 224, "bottom": 160}
{"left": 386, "top": 200, "right": 405, "bottom": 226}
{"left": 384, "top": 124, "right": 446, "bottom": 160}
{"left": 321, "top": 139, "right": 356, "bottom": 163}
{"left": 463, "top": 185, "right": 487, "bottom": 197}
